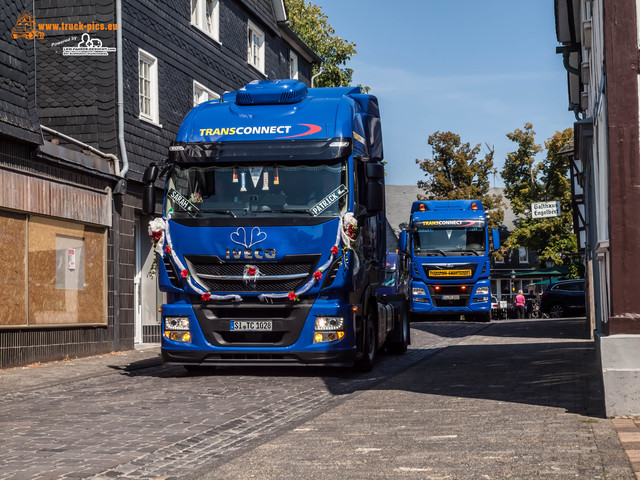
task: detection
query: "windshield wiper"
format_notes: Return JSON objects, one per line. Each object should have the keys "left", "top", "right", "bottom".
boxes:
{"left": 198, "top": 209, "right": 237, "bottom": 217}
{"left": 424, "top": 249, "right": 448, "bottom": 256}
{"left": 449, "top": 249, "right": 481, "bottom": 256}
{"left": 259, "top": 208, "right": 314, "bottom": 216}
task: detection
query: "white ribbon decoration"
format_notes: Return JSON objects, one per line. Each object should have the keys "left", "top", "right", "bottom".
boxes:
{"left": 152, "top": 212, "right": 360, "bottom": 304}
{"left": 258, "top": 214, "right": 352, "bottom": 302}
{"left": 152, "top": 216, "right": 243, "bottom": 303}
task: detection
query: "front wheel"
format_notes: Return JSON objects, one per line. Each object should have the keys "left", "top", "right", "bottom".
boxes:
{"left": 355, "top": 313, "right": 377, "bottom": 372}
{"left": 549, "top": 304, "right": 565, "bottom": 318}
{"left": 387, "top": 306, "right": 410, "bottom": 354}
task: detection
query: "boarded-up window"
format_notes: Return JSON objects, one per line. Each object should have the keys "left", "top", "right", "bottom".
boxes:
{"left": 28, "top": 217, "right": 106, "bottom": 325}
{"left": 0, "top": 211, "right": 27, "bottom": 325}
{"left": 0, "top": 212, "right": 106, "bottom": 326}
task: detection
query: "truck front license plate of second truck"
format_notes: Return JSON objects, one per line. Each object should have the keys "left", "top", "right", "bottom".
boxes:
{"left": 231, "top": 321, "right": 272, "bottom": 331}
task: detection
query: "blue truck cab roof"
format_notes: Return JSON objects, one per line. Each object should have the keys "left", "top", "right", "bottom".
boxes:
{"left": 172, "top": 79, "right": 383, "bottom": 161}
{"left": 410, "top": 200, "right": 486, "bottom": 223}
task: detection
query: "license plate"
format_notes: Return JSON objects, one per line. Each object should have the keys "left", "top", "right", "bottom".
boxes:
{"left": 442, "top": 295, "right": 460, "bottom": 300}
{"left": 230, "top": 321, "right": 272, "bottom": 331}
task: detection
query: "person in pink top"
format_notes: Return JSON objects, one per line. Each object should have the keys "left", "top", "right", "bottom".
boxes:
{"left": 515, "top": 289, "right": 526, "bottom": 319}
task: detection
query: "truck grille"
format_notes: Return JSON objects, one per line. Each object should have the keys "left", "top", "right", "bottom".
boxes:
{"left": 184, "top": 254, "right": 320, "bottom": 293}
{"left": 427, "top": 284, "right": 474, "bottom": 307}
{"left": 192, "top": 300, "right": 312, "bottom": 347}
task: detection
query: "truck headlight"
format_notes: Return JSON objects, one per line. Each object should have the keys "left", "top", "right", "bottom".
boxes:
{"left": 412, "top": 287, "right": 426, "bottom": 296}
{"left": 164, "top": 316, "right": 191, "bottom": 343}
{"left": 165, "top": 316, "right": 190, "bottom": 330}
{"left": 314, "top": 316, "right": 345, "bottom": 343}
{"left": 475, "top": 287, "right": 490, "bottom": 295}
{"left": 315, "top": 316, "right": 344, "bottom": 331}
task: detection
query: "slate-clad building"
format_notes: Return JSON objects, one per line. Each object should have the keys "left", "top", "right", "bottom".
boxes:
{"left": 0, "top": 0, "right": 319, "bottom": 367}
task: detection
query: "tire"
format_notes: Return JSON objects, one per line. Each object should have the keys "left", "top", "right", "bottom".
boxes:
{"left": 478, "top": 312, "right": 491, "bottom": 323}
{"left": 387, "top": 306, "right": 410, "bottom": 354}
{"left": 355, "top": 313, "right": 377, "bottom": 372}
{"left": 549, "top": 304, "right": 565, "bottom": 318}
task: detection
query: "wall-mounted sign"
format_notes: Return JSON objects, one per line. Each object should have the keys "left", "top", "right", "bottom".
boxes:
{"left": 531, "top": 201, "right": 561, "bottom": 219}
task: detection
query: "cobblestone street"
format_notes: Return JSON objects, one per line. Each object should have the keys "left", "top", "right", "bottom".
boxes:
{"left": 0, "top": 323, "right": 482, "bottom": 479}
{"left": 1, "top": 319, "right": 635, "bottom": 479}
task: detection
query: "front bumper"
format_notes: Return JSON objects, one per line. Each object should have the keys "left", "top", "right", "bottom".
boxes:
{"left": 160, "top": 295, "right": 358, "bottom": 367}
{"left": 162, "top": 348, "right": 356, "bottom": 367}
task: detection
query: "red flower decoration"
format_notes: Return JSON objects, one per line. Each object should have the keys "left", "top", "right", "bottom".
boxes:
{"left": 201, "top": 292, "right": 211, "bottom": 301}
{"left": 151, "top": 231, "right": 163, "bottom": 243}
{"left": 313, "top": 270, "right": 323, "bottom": 281}
{"left": 248, "top": 267, "right": 257, "bottom": 275}
{"left": 331, "top": 245, "right": 339, "bottom": 255}
{"left": 165, "top": 245, "right": 172, "bottom": 255}
{"left": 288, "top": 291, "right": 299, "bottom": 301}
{"left": 181, "top": 269, "right": 189, "bottom": 278}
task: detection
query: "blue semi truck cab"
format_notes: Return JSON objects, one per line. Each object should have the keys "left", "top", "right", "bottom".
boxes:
{"left": 142, "top": 79, "right": 408, "bottom": 370}
{"left": 399, "top": 200, "right": 499, "bottom": 322}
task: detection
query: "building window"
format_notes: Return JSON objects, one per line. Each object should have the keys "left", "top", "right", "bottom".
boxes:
{"left": 289, "top": 51, "right": 298, "bottom": 80}
{"left": 193, "top": 80, "right": 220, "bottom": 106}
{"left": 0, "top": 211, "right": 107, "bottom": 327}
{"left": 518, "top": 246, "right": 529, "bottom": 264}
{"left": 191, "top": 0, "right": 219, "bottom": 41}
{"left": 138, "top": 49, "right": 159, "bottom": 124}
{"left": 247, "top": 20, "right": 265, "bottom": 73}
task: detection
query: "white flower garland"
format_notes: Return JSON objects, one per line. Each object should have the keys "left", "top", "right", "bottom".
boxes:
{"left": 148, "top": 216, "right": 242, "bottom": 303}
{"left": 148, "top": 213, "right": 360, "bottom": 304}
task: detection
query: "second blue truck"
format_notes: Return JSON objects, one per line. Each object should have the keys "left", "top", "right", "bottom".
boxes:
{"left": 399, "top": 200, "right": 499, "bottom": 322}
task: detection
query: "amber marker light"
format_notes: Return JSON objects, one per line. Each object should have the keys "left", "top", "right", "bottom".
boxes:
{"left": 314, "top": 333, "right": 324, "bottom": 343}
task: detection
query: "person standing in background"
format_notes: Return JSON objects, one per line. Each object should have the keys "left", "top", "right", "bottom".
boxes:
{"left": 515, "top": 289, "right": 526, "bottom": 319}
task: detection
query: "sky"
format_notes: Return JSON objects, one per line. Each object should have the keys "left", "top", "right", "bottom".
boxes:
{"left": 310, "top": 0, "right": 576, "bottom": 187}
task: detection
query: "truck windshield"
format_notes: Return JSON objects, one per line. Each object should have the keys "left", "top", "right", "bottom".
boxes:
{"left": 413, "top": 224, "right": 486, "bottom": 256}
{"left": 165, "top": 162, "right": 348, "bottom": 218}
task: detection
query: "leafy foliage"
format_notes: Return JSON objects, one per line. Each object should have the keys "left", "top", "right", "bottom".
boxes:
{"left": 286, "top": 0, "right": 358, "bottom": 88}
{"left": 415, "top": 131, "right": 504, "bottom": 228}
{"left": 500, "top": 124, "right": 578, "bottom": 270}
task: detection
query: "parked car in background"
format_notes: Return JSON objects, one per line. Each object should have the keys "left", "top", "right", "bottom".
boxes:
{"left": 540, "top": 279, "right": 586, "bottom": 318}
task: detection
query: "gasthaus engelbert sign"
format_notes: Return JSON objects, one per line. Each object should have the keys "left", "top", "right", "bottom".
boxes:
{"left": 531, "top": 201, "right": 561, "bottom": 218}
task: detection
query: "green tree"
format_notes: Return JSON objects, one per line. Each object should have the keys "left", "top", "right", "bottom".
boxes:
{"left": 415, "top": 131, "right": 504, "bottom": 228}
{"left": 500, "top": 123, "right": 578, "bottom": 271}
{"left": 286, "top": 0, "right": 358, "bottom": 88}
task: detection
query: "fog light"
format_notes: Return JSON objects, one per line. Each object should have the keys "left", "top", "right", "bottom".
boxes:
{"left": 414, "top": 298, "right": 430, "bottom": 303}
{"left": 476, "top": 287, "right": 490, "bottom": 295}
{"left": 313, "top": 331, "right": 345, "bottom": 344}
{"left": 473, "top": 296, "right": 489, "bottom": 303}
{"left": 412, "top": 287, "right": 426, "bottom": 296}
{"left": 315, "top": 316, "right": 344, "bottom": 330}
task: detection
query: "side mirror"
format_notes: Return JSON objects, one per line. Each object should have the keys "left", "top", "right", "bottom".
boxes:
{"left": 366, "top": 161, "right": 384, "bottom": 180}
{"left": 492, "top": 229, "right": 500, "bottom": 251}
{"left": 365, "top": 181, "right": 384, "bottom": 214}
{"left": 399, "top": 230, "right": 408, "bottom": 254}
{"left": 142, "top": 164, "right": 159, "bottom": 184}
{"left": 142, "top": 183, "right": 156, "bottom": 215}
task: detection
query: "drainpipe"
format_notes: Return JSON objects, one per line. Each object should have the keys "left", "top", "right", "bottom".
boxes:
{"left": 311, "top": 63, "right": 324, "bottom": 88}
{"left": 116, "top": 0, "right": 129, "bottom": 178}
{"left": 112, "top": 0, "right": 129, "bottom": 351}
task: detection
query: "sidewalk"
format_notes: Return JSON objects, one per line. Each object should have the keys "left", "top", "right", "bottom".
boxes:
{"left": 0, "top": 344, "right": 161, "bottom": 394}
